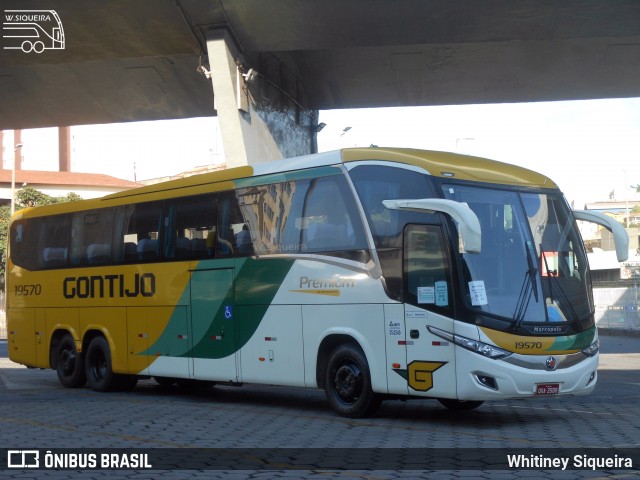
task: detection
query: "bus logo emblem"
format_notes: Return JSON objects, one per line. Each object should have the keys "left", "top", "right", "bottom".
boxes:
{"left": 2, "top": 10, "right": 65, "bottom": 53}
{"left": 545, "top": 356, "right": 557, "bottom": 371}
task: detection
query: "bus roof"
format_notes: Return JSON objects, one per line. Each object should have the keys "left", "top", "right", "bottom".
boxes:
{"left": 104, "top": 147, "right": 556, "bottom": 199}
{"left": 12, "top": 148, "right": 557, "bottom": 219}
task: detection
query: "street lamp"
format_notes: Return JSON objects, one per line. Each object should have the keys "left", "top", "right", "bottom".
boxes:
{"left": 11, "top": 143, "right": 23, "bottom": 214}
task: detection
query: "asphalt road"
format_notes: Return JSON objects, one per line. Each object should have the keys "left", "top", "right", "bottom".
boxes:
{"left": 0, "top": 332, "right": 638, "bottom": 479}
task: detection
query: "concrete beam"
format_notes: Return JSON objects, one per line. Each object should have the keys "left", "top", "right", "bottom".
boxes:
{"left": 206, "top": 30, "right": 318, "bottom": 167}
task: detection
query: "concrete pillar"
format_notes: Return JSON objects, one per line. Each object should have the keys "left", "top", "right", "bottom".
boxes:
{"left": 59, "top": 126, "right": 71, "bottom": 172}
{"left": 206, "top": 30, "right": 318, "bottom": 167}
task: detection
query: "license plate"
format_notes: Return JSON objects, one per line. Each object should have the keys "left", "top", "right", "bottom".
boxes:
{"left": 536, "top": 383, "right": 560, "bottom": 395}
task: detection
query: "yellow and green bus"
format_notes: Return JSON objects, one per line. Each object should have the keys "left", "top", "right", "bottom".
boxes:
{"left": 6, "top": 148, "right": 628, "bottom": 417}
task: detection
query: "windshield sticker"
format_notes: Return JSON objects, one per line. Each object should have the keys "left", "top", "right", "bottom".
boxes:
{"left": 469, "top": 280, "right": 488, "bottom": 306}
{"left": 417, "top": 286, "right": 435, "bottom": 304}
{"left": 435, "top": 281, "right": 448, "bottom": 306}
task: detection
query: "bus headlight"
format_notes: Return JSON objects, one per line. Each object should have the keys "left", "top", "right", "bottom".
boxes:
{"left": 581, "top": 339, "right": 599, "bottom": 357}
{"left": 428, "top": 326, "right": 512, "bottom": 360}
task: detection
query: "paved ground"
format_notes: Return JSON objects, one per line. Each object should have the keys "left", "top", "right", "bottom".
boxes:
{"left": 0, "top": 332, "right": 638, "bottom": 479}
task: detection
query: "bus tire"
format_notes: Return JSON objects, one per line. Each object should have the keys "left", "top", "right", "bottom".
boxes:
{"left": 324, "top": 344, "right": 381, "bottom": 418}
{"left": 55, "top": 334, "right": 87, "bottom": 388}
{"left": 438, "top": 399, "right": 484, "bottom": 411}
{"left": 33, "top": 41, "right": 45, "bottom": 53}
{"left": 85, "top": 336, "right": 119, "bottom": 392}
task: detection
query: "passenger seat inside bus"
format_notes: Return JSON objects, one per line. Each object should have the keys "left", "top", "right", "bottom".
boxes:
{"left": 87, "top": 243, "right": 110, "bottom": 264}
{"left": 175, "top": 236, "right": 192, "bottom": 259}
{"left": 42, "top": 247, "right": 68, "bottom": 268}
{"left": 137, "top": 238, "right": 158, "bottom": 261}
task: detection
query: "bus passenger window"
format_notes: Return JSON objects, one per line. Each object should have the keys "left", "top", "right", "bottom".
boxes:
{"left": 70, "top": 209, "right": 113, "bottom": 266}
{"left": 10, "top": 220, "right": 39, "bottom": 270}
{"left": 219, "top": 191, "right": 254, "bottom": 257}
{"left": 39, "top": 215, "right": 71, "bottom": 269}
{"left": 115, "top": 202, "right": 162, "bottom": 264}
{"left": 163, "top": 194, "right": 217, "bottom": 261}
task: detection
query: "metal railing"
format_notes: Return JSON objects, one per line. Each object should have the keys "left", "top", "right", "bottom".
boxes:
{"left": 594, "top": 287, "right": 640, "bottom": 332}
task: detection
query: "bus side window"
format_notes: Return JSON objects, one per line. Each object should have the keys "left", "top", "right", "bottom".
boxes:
{"left": 298, "top": 176, "right": 370, "bottom": 262}
{"left": 404, "top": 224, "right": 452, "bottom": 315}
{"left": 39, "top": 215, "right": 71, "bottom": 269}
{"left": 219, "top": 191, "right": 254, "bottom": 257}
{"left": 114, "top": 202, "right": 162, "bottom": 264}
{"left": 10, "top": 220, "right": 39, "bottom": 270}
{"left": 163, "top": 194, "right": 217, "bottom": 261}
{"left": 70, "top": 209, "right": 113, "bottom": 266}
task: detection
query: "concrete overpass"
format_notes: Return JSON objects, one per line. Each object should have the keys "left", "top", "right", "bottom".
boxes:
{"left": 1, "top": 0, "right": 640, "bottom": 165}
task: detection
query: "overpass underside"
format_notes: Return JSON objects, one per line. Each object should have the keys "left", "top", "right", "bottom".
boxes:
{"left": 1, "top": 0, "right": 639, "bottom": 164}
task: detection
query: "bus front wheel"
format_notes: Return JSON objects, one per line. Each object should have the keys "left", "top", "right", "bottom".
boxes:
{"left": 85, "top": 336, "right": 137, "bottom": 392}
{"left": 324, "top": 344, "right": 381, "bottom": 418}
{"left": 55, "top": 334, "right": 86, "bottom": 388}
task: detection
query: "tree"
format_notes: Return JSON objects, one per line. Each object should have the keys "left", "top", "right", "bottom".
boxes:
{"left": 0, "top": 188, "right": 82, "bottom": 284}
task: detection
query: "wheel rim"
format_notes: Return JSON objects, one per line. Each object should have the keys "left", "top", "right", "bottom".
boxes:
{"left": 59, "top": 348, "right": 75, "bottom": 377}
{"left": 90, "top": 350, "right": 107, "bottom": 381}
{"left": 334, "top": 362, "right": 362, "bottom": 404}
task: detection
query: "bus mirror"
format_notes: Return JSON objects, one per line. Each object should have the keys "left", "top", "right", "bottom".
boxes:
{"left": 382, "top": 198, "right": 481, "bottom": 254}
{"left": 573, "top": 210, "right": 629, "bottom": 262}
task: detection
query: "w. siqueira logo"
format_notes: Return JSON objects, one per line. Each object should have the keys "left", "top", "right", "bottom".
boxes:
{"left": 2, "top": 9, "right": 65, "bottom": 53}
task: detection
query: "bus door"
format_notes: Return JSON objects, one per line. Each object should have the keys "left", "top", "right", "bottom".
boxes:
{"left": 403, "top": 224, "right": 457, "bottom": 398}
{"left": 190, "top": 260, "right": 238, "bottom": 382}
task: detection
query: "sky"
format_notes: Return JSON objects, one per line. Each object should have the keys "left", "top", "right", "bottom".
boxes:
{"left": 5, "top": 97, "right": 640, "bottom": 208}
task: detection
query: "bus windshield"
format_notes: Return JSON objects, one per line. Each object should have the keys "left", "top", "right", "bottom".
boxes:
{"left": 442, "top": 184, "right": 592, "bottom": 331}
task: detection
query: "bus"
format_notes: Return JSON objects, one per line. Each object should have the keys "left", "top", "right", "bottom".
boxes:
{"left": 6, "top": 148, "right": 628, "bottom": 417}
{"left": 2, "top": 10, "right": 65, "bottom": 53}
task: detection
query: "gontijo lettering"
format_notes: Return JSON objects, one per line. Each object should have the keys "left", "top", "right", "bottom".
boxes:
{"left": 63, "top": 273, "right": 155, "bottom": 299}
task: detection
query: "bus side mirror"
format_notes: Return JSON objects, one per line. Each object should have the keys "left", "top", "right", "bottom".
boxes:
{"left": 573, "top": 210, "right": 629, "bottom": 262}
{"left": 382, "top": 198, "right": 482, "bottom": 254}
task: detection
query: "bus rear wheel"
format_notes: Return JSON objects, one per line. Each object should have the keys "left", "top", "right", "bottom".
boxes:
{"left": 55, "top": 334, "right": 86, "bottom": 388}
{"left": 324, "top": 344, "right": 381, "bottom": 418}
{"left": 85, "top": 336, "right": 136, "bottom": 392}
{"left": 438, "top": 399, "right": 484, "bottom": 411}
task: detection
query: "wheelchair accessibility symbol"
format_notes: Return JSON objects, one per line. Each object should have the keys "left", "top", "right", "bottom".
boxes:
{"left": 224, "top": 305, "right": 233, "bottom": 319}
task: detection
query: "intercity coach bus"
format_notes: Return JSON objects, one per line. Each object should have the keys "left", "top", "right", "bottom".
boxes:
{"left": 6, "top": 148, "right": 628, "bottom": 417}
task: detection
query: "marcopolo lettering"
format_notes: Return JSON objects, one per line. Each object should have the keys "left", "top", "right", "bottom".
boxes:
{"left": 63, "top": 273, "right": 156, "bottom": 299}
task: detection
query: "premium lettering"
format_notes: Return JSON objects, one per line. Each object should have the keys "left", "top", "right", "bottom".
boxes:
{"left": 299, "top": 276, "right": 355, "bottom": 289}
{"left": 63, "top": 273, "right": 155, "bottom": 299}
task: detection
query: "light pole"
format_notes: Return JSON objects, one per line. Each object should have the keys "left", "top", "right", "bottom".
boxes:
{"left": 11, "top": 143, "right": 23, "bottom": 215}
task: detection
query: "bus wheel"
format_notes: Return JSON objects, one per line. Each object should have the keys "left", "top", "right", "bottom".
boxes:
{"left": 33, "top": 41, "right": 45, "bottom": 53}
{"left": 55, "top": 334, "right": 87, "bottom": 388}
{"left": 438, "top": 399, "right": 484, "bottom": 411}
{"left": 325, "top": 344, "right": 381, "bottom": 418}
{"left": 21, "top": 41, "right": 33, "bottom": 53}
{"left": 85, "top": 336, "right": 119, "bottom": 392}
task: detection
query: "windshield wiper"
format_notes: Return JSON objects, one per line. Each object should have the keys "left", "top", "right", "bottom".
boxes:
{"left": 513, "top": 240, "right": 540, "bottom": 330}
{"left": 540, "top": 247, "right": 584, "bottom": 332}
